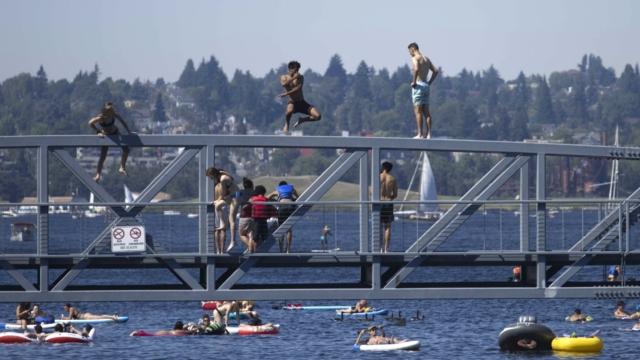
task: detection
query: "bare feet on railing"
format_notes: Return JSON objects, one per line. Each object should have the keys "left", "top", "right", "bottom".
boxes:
{"left": 119, "top": 167, "right": 130, "bottom": 177}
{"left": 226, "top": 241, "right": 237, "bottom": 252}
{"left": 93, "top": 174, "right": 101, "bottom": 183}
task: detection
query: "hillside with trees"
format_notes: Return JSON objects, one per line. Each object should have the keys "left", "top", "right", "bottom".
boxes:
{"left": 1, "top": 54, "right": 639, "bottom": 202}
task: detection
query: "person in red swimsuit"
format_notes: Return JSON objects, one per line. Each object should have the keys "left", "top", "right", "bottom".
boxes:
{"left": 278, "top": 61, "right": 322, "bottom": 134}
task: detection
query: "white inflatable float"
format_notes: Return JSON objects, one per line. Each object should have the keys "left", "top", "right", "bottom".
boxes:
{"left": 354, "top": 340, "right": 421, "bottom": 351}
{"left": 0, "top": 332, "right": 40, "bottom": 344}
{"left": 45, "top": 329, "right": 95, "bottom": 344}
{"left": 226, "top": 324, "right": 280, "bottom": 335}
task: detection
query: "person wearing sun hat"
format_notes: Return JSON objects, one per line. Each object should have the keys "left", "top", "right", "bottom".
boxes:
{"left": 320, "top": 225, "right": 332, "bottom": 251}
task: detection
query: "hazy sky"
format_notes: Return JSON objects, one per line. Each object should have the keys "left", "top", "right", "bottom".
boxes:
{"left": 1, "top": 0, "right": 639, "bottom": 84}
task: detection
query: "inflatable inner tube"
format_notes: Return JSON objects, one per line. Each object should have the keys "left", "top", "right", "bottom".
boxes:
{"left": 551, "top": 337, "right": 603, "bottom": 352}
{"left": 196, "top": 324, "right": 228, "bottom": 335}
{"left": 226, "top": 324, "right": 280, "bottom": 335}
{"left": 45, "top": 329, "right": 95, "bottom": 344}
{"left": 202, "top": 302, "right": 217, "bottom": 311}
{"left": 564, "top": 316, "right": 594, "bottom": 322}
{"left": 0, "top": 332, "right": 40, "bottom": 344}
{"left": 498, "top": 316, "right": 555, "bottom": 351}
{"left": 0, "top": 323, "right": 57, "bottom": 331}
{"left": 354, "top": 340, "right": 421, "bottom": 351}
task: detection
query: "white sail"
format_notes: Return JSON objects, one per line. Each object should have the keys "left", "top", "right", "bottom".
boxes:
{"left": 124, "top": 184, "right": 135, "bottom": 203}
{"left": 89, "top": 192, "right": 94, "bottom": 210}
{"left": 419, "top": 152, "right": 438, "bottom": 212}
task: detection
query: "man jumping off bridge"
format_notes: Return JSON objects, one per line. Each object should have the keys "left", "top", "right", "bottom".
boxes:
{"left": 279, "top": 61, "right": 322, "bottom": 135}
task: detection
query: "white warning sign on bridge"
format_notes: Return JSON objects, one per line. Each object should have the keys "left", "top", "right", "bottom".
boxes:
{"left": 111, "top": 226, "right": 146, "bottom": 253}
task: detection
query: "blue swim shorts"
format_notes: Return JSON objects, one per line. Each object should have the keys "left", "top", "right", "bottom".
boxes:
{"left": 412, "top": 81, "right": 430, "bottom": 106}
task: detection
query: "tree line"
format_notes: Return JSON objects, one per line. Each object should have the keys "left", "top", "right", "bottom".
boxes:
{"left": 1, "top": 53, "right": 640, "bottom": 202}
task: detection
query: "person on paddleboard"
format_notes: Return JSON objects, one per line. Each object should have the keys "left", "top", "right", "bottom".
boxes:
{"left": 355, "top": 325, "right": 410, "bottom": 345}
{"left": 61, "top": 303, "right": 119, "bottom": 322}
{"left": 338, "top": 299, "right": 370, "bottom": 314}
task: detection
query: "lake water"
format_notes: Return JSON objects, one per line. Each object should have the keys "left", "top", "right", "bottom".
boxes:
{"left": 1, "top": 210, "right": 639, "bottom": 358}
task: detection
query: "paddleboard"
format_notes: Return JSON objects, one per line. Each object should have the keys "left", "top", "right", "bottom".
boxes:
{"left": 55, "top": 316, "right": 128, "bottom": 324}
{"left": 284, "top": 305, "right": 351, "bottom": 311}
{"left": 337, "top": 309, "right": 389, "bottom": 316}
{"left": 0, "top": 323, "right": 57, "bottom": 331}
{"left": 355, "top": 340, "right": 420, "bottom": 351}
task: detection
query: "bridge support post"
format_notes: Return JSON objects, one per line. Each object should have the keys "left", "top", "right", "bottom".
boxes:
{"left": 520, "top": 159, "right": 529, "bottom": 251}
{"left": 371, "top": 148, "right": 380, "bottom": 252}
{"left": 37, "top": 146, "right": 49, "bottom": 292}
{"left": 359, "top": 152, "right": 369, "bottom": 252}
{"left": 536, "top": 155, "right": 546, "bottom": 288}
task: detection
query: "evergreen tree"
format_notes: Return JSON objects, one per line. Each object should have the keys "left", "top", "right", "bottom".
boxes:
{"left": 510, "top": 104, "right": 530, "bottom": 141}
{"left": 455, "top": 69, "right": 469, "bottom": 102}
{"left": 569, "top": 75, "right": 588, "bottom": 121}
{"left": 353, "top": 60, "right": 372, "bottom": 100}
{"left": 35, "top": 65, "right": 48, "bottom": 100}
{"left": 511, "top": 71, "right": 530, "bottom": 109}
{"left": 370, "top": 68, "right": 394, "bottom": 111}
{"left": 155, "top": 78, "right": 165, "bottom": 88}
{"left": 578, "top": 54, "right": 587, "bottom": 72}
{"left": 324, "top": 54, "right": 347, "bottom": 89}
{"left": 495, "top": 106, "right": 511, "bottom": 140}
{"left": 0, "top": 82, "right": 4, "bottom": 106}
{"left": 535, "top": 76, "right": 555, "bottom": 123}
{"left": 553, "top": 100, "right": 567, "bottom": 123}
{"left": 177, "top": 59, "right": 197, "bottom": 88}
{"left": 153, "top": 92, "right": 167, "bottom": 122}
{"left": 129, "top": 78, "right": 149, "bottom": 101}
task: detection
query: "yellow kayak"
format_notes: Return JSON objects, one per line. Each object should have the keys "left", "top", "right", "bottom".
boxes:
{"left": 551, "top": 337, "right": 603, "bottom": 352}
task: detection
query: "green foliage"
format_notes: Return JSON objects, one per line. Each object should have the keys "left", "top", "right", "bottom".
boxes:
{"left": 535, "top": 76, "right": 555, "bottom": 123}
{"left": 153, "top": 92, "right": 167, "bottom": 122}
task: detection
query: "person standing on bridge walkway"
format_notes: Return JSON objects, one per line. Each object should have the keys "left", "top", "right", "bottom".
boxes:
{"left": 379, "top": 162, "right": 397, "bottom": 253}
{"left": 278, "top": 61, "right": 322, "bottom": 135}
{"left": 206, "top": 167, "right": 242, "bottom": 252}
{"left": 88, "top": 102, "right": 136, "bottom": 182}
{"left": 408, "top": 43, "right": 438, "bottom": 139}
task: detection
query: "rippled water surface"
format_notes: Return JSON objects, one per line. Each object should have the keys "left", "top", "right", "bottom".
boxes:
{"left": 0, "top": 211, "right": 639, "bottom": 358}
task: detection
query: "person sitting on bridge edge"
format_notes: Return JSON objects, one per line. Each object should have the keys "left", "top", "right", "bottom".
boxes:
{"left": 267, "top": 181, "right": 299, "bottom": 253}
{"left": 88, "top": 102, "right": 136, "bottom": 182}
{"left": 614, "top": 301, "right": 640, "bottom": 319}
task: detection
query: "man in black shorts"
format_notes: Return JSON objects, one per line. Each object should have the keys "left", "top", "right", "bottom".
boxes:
{"left": 379, "top": 162, "right": 397, "bottom": 252}
{"left": 279, "top": 61, "right": 322, "bottom": 135}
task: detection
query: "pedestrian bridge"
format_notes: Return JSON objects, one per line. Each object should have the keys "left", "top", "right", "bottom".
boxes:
{"left": 1, "top": 134, "right": 640, "bottom": 302}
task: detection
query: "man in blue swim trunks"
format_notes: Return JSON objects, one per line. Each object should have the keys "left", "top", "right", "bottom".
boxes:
{"left": 279, "top": 61, "right": 322, "bottom": 135}
{"left": 408, "top": 42, "right": 438, "bottom": 139}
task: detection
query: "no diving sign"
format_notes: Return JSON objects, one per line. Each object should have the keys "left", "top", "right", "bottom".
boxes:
{"left": 111, "top": 225, "right": 146, "bottom": 253}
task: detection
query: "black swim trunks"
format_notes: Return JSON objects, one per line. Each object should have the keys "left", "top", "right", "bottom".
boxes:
{"left": 380, "top": 203, "right": 394, "bottom": 223}
{"left": 289, "top": 100, "right": 314, "bottom": 116}
{"left": 277, "top": 204, "right": 296, "bottom": 226}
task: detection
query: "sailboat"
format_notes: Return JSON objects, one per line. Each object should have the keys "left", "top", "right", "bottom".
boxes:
{"left": 124, "top": 184, "right": 145, "bottom": 222}
{"left": 84, "top": 192, "right": 103, "bottom": 218}
{"left": 394, "top": 152, "right": 442, "bottom": 221}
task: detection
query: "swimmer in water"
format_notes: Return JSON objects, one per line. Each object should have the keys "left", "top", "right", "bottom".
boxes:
{"left": 569, "top": 308, "right": 590, "bottom": 322}
{"left": 614, "top": 301, "right": 640, "bottom": 319}
{"left": 517, "top": 338, "right": 537, "bottom": 350}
